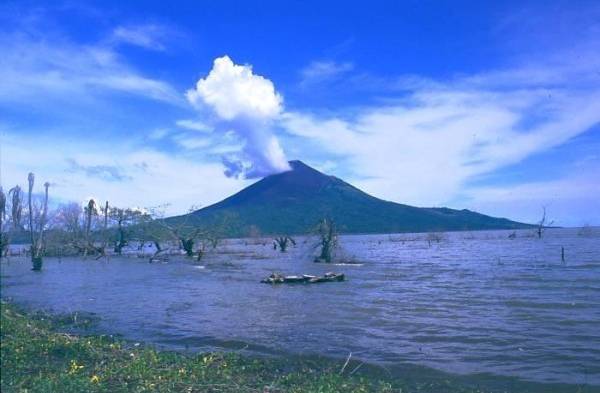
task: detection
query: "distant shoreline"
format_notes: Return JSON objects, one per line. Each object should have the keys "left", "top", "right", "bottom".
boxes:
{"left": 7, "top": 226, "right": 596, "bottom": 249}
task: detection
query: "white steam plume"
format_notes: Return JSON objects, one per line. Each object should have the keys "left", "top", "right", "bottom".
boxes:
{"left": 186, "top": 56, "right": 290, "bottom": 178}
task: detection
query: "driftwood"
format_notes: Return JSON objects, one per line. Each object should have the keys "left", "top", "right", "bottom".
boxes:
{"left": 261, "top": 272, "right": 345, "bottom": 284}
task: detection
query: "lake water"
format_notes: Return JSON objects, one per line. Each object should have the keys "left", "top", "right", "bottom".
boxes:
{"left": 2, "top": 228, "right": 600, "bottom": 390}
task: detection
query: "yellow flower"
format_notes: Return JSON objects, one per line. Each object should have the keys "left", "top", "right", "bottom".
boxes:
{"left": 90, "top": 375, "right": 100, "bottom": 383}
{"left": 68, "top": 360, "right": 84, "bottom": 374}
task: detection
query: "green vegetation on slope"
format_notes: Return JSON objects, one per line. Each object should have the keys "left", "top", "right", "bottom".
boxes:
{"left": 167, "top": 161, "right": 533, "bottom": 238}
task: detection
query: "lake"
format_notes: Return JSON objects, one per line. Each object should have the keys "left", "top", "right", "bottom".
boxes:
{"left": 2, "top": 228, "right": 599, "bottom": 390}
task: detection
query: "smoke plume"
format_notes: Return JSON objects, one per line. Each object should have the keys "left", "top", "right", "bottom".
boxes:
{"left": 186, "top": 56, "right": 290, "bottom": 178}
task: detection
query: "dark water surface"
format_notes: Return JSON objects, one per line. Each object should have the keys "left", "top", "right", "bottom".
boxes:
{"left": 2, "top": 228, "right": 600, "bottom": 389}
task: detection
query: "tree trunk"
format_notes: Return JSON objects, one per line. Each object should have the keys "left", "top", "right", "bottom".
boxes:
{"left": 181, "top": 238, "right": 194, "bottom": 257}
{"left": 115, "top": 216, "right": 126, "bottom": 255}
{"left": 27, "top": 173, "right": 42, "bottom": 270}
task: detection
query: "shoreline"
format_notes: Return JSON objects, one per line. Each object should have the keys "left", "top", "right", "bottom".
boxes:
{"left": 2, "top": 300, "right": 595, "bottom": 393}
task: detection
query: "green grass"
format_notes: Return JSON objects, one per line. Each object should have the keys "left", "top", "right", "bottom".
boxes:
{"left": 2, "top": 301, "right": 577, "bottom": 393}
{"left": 0, "top": 301, "right": 399, "bottom": 392}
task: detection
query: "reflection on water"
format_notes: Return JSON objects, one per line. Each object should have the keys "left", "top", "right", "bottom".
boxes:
{"left": 2, "top": 228, "right": 600, "bottom": 387}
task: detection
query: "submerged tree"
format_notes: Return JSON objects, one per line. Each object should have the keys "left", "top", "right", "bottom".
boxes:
{"left": 425, "top": 232, "right": 445, "bottom": 247}
{"left": 182, "top": 228, "right": 221, "bottom": 262}
{"left": 274, "top": 235, "right": 296, "bottom": 252}
{"left": 157, "top": 214, "right": 213, "bottom": 261}
{"left": 536, "top": 207, "right": 554, "bottom": 239}
{"left": 172, "top": 226, "right": 208, "bottom": 258}
{"left": 0, "top": 187, "right": 5, "bottom": 258}
{"left": 27, "top": 173, "right": 50, "bottom": 271}
{"left": 139, "top": 205, "right": 227, "bottom": 262}
{"left": 9, "top": 186, "right": 23, "bottom": 230}
{"left": 1, "top": 186, "right": 24, "bottom": 258}
{"left": 100, "top": 201, "right": 110, "bottom": 257}
{"left": 110, "top": 207, "right": 148, "bottom": 255}
{"left": 80, "top": 198, "right": 108, "bottom": 257}
{"left": 314, "top": 218, "right": 337, "bottom": 263}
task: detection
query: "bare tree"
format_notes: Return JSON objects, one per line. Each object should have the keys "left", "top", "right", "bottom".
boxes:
{"left": 82, "top": 199, "right": 100, "bottom": 257}
{"left": 425, "top": 232, "right": 445, "bottom": 246}
{"left": 0, "top": 187, "right": 6, "bottom": 258}
{"left": 314, "top": 218, "right": 338, "bottom": 263}
{"left": 152, "top": 206, "right": 211, "bottom": 261}
{"left": 137, "top": 205, "right": 227, "bottom": 263}
{"left": 274, "top": 235, "right": 296, "bottom": 252}
{"left": 9, "top": 186, "right": 23, "bottom": 231}
{"left": 536, "top": 206, "right": 554, "bottom": 239}
{"left": 99, "top": 201, "right": 110, "bottom": 257}
{"left": 109, "top": 207, "right": 148, "bottom": 255}
{"left": 27, "top": 173, "right": 50, "bottom": 271}
{"left": 1, "top": 186, "right": 24, "bottom": 258}
{"left": 52, "top": 202, "right": 84, "bottom": 253}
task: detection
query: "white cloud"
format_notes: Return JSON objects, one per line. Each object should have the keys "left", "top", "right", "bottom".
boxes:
{"left": 300, "top": 60, "right": 354, "bottom": 85}
{"left": 186, "top": 55, "right": 283, "bottom": 121}
{"left": 0, "top": 131, "right": 248, "bottom": 216}
{"left": 111, "top": 24, "right": 169, "bottom": 51}
{"left": 172, "top": 134, "right": 212, "bottom": 150}
{"left": 176, "top": 119, "right": 213, "bottom": 133}
{"left": 186, "top": 56, "right": 290, "bottom": 178}
{"left": 0, "top": 29, "right": 182, "bottom": 105}
{"left": 281, "top": 56, "right": 600, "bottom": 212}
{"left": 148, "top": 128, "right": 170, "bottom": 140}
{"left": 462, "top": 166, "right": 600, "bottom": 226}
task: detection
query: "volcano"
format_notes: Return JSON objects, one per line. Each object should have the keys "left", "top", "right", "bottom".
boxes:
{"left": 168, "top": 160, "right": 531, "bottom": 237}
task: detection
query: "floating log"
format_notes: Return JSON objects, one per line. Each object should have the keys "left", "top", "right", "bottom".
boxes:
{"left": 261, "top": 272, "right": 345, "bottom": 284}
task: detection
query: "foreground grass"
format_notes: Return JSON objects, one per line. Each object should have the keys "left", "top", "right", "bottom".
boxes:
{"left": 1, "top": 301, "right": 400, "bottom": 393}
{"left": 3, "top": 301, "right": 572, "bottom": 393}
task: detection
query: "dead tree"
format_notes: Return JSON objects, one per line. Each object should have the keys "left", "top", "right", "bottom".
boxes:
{"left": 163, "top": 224, "right": 211, "bottom": 260}
{"left": 133, "top": 205, "right": 226, "bottom": 263}
{"left": 99, "top": 201, "right": 109, "bottom": 258}
{"left": 2, "top": 186, "right": 24, "bottom": 258}
{"left": 112, "top": 208, "right": 130, "bottom": 255}
{"left": 315, "top": 218, "right": 337, "bottom": 263}
{"left": 536, "top": 207, "right": 554, "bottom": 239}
{"left": 147, "top": 205, "right": 213, "bottom": 261}
{"left": 83, "top": 199, "right": 97, "bottom": 257}
{"left": 1, "top": 186, "right": 24, "bottom": 258}
{"left": 0, "top": 187, "right": 5, "bottom": 258}
{"left": 274, "top": 235, "right": 296, "bottom": 252}
{"left": 109, "top": 207, "right": 147, "bottom": 255}
{"left": 53, "top": 202, "right": 83, "bottom": 255}
{"left": 426, "top": 232, "right": 445, "bottom": 246}
{"left": 27, "top": 173, "right": 49, "bottom": 271}
{"left": 9, "top": 186, "right": 23, "bottom": 231}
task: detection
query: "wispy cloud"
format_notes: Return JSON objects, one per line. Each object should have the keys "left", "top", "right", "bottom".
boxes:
{"left": 281, "top": 49, "right": 600, "bottom": 214}
{"left": 66, "top": 158, "right": 131, "bottom": 182}
{"left": 462, "top": 163, "right": 600, "bottom": 226}
{"left": 111, "top": 24, "right": 171, "bottom": 51}
{"left": 176, "top": 119, "right": 213, "bottom": 133}
{"left": 300, "top": 60, "right": 354, "bottom": 85}
{"left": 0, "top": 22, "right": 182, "bottom": 106}
{"left": 0, "top": 131, "right": 247, "bottom": 215}
{"left": 171, "top": 134, "right": 212, "bottom": 150}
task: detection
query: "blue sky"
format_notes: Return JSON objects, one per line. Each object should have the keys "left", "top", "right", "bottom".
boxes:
{"left": 1, "top": 0, "right": 599, "bottom": 226}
